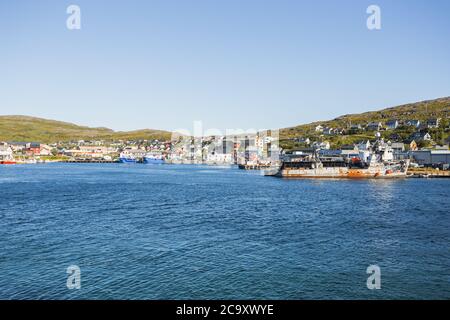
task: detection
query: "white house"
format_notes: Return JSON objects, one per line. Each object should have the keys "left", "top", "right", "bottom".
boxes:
{"left": 39, "top": 144, "right": 53, "bottom": 156}
{"left": 405, "top": 120, "right": 421, "bottom": 128}
{"left": 367, "top": 122, "right": 383, "bottom": 131}
{"left": 357, "top": 140, "right": 371, "bottom": 151}
{"left": 323, "top": 127, "right": 334, "bottom": 135}
{"left": 0, "top": 145, "right": 14, "bottom": 161}
{"left": 410, "top": 132, "right": 432, "bottom": 142}
{"left": 295, "top": 137, "right": 310, "bottom": 145}
{"left": 312, "top": 141, "right": 330, "bottom": 150}
{"left": 390, "top": 142, "right": 405, "bottom": 153}
{"left": 427, "top": 118, "right": 441, "bottom": 128}
{"left": 385, "top": 120, "right": 399, "bottom": 130}
{"left": 7, "top": 142, "right": 27, "bottom": 152}
{"left": 349, "top": 124, "right": 363, "bottom": 131}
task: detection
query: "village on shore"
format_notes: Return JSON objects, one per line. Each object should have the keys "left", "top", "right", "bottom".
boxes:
{"left": 0, "top": 117, "right": 449, "bottom": 173}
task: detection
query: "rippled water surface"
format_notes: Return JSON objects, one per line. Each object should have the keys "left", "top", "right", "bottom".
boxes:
{"left": 0, "top": 163, "right": 449, "bottom": 299}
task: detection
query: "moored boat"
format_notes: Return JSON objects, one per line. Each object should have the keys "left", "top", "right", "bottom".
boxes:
{"left": 0, "top": 160, "right": 17, "bottom": 165}
{"left": 143, "top": 153, "right": 165, "bottom": 164}
{"left": 265, "top": 139, "right": 409, "bottom": 179}
{"left": 119, "top": 152, "right": 137, "bottom": 163}
{"left": 0, "top": 146, "right": 16, "bottom": 165}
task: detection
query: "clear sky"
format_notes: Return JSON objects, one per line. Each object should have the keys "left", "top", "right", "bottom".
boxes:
{"left": 1, "top": 0, "right": 449, "bottom": 132}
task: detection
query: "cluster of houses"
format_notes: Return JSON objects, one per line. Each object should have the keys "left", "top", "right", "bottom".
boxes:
{"left": 286, "top": 138, "right": 450, "bottom": 169}
{"left": 0, "top": 134, "right": 279, "bottom": 165}
{"left": 170, "top": 133, "right": 279, "bottom": 165}
{"left": 3, "top": 142, "right": 53, "bottom": 156}
{"left": 65, "top": 140, "right": 173, "bottom": 161}
{"left": 1, "top": 116, "right": 448, "bottom": 167}
{"left": 314, "top": 118, "right": 442, "bottom": 136}
{"left": 0, "top": 139, "right": 173, "bottom": 163}
{"left": 290, "top": 117, "right": 449, "bottom": 168}
{"left": 0, "top": 141, "right": 54, "bottom": 163}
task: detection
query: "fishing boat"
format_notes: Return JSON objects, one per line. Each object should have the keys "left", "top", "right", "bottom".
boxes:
{"left": 0, "top": 146, "right": 16, "bottom": 165}
{"left": 0, "top": 160, "right": 16, "bottom": 165}
{"left": 265, "top": 139, "right": 409, "bottom": 179}
{"left": 143, "top": 152, "right": 165, "bottom": 164}
{"left": 119, "top": 152, "right": 137, "bottom": 163}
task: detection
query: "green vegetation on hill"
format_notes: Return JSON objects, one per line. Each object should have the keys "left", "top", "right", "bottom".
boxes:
{"left": 279, "top": 97, "right": 450, "bottom": 149}
{"left": 0, "top": 115, "right": 171, "bottom": 143}
{"left": 1, "top": 97, "right": 449, "bottom": 146}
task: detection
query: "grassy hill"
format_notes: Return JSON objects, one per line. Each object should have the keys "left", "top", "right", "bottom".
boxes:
{"left": 0, "top": 115, "right": 171, "bottom": 143}
{"left": 1, "top": 97, "right": 449, "bottom": 146}
{"left": 279, "top": 97, "right": 450, "bottom": 149}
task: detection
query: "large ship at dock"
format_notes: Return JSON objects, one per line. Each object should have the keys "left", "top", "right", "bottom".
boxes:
{"left": 265, "top": 139, "right": 410, "bottom": 179}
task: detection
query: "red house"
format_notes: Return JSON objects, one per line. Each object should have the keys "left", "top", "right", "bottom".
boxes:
{"left": 25, "top": 142, "right": 41, "bottom": 156}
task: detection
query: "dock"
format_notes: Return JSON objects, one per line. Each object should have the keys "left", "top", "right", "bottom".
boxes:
{"left": 64, "top": 159, "right": 118, "bottom": 163}
{"left": 407, "top": 168, "right": 450, "bottom": 178}
{"left": 238, "top": 164, "right": 273, "bottom": 170}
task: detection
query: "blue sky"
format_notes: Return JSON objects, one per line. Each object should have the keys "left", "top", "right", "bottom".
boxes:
{"left": 1, "top": 0, "right": 449, "bottom": 132}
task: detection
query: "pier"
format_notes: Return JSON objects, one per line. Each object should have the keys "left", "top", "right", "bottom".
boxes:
{"left": 64, "top": 159, "right": 118, "bottom": 163}
{"left": 407, "top": 168, "right": 450, "bottom": 178}
{"left": 238, "top": 164, "right": 273, "bottom": 170}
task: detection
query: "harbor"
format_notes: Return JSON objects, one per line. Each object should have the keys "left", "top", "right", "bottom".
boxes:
{"left": 63, "top": 159, "right": 118, "bottom": 164}
{"left": 1, "top": 134, "right": 450, "bottom": 179}
{"left": 1, "top": 109, "right": 449, "bottom": 179}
